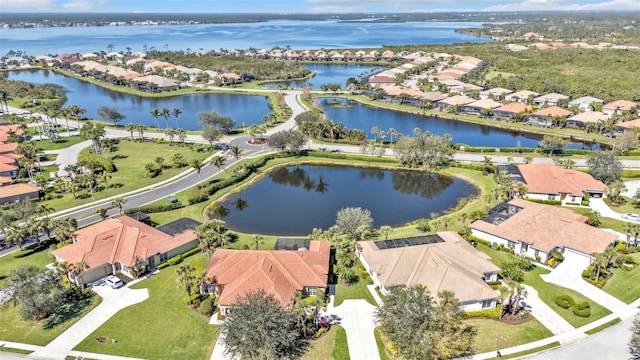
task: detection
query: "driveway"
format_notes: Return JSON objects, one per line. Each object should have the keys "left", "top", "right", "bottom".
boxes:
{"left": 623, "top": 179, "right": 640, "bottom": 198}
{"left": 28, "top": 283, "right": 149, "bottom": 360}
{"left": 329, "top": 299, "right": 380, "bottom": 360}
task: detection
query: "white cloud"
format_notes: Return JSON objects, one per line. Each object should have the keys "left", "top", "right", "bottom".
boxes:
{"left": 2, "top": 0, "right": 108, "bottom": 11}
{"left": 1, "top": 0, "right": 56, "bottom": 10}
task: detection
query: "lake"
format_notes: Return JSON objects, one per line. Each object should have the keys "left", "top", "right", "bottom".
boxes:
{"left": 217, "top": 164, "right": 478, "bottom": 236}
{"left": 0, "top": 20, "right": 491, "bottom": 55}
{"left": 320, "top": 98, "right": 586, "bottom": 148}
{"left": 8, "top": 70, "right": 271, "bottom": 130}
{"left": 261, "top": 64, "right": 384, "bottom": 89}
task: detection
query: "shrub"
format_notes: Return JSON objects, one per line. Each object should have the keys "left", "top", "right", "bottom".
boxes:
{"left": 188, "top": 193, "right": 209, "bottom": 205}
{"left": 199, "top": 297, "right": 215, "bottom": 316}
{"left": 573, "top": 306, "right": 591, "bottom": 318}
{"left": 315, "top": 327, "right": 328, "bottom": 338}
{"left": 181, "top": 247, "right": 201, "bottom": 259}
{"left": 124, "top": 200, "right": 183, "bottom": 215}
{"left": 156, "top": 262, "right": 170, "bottom": 270}
{"left": 524, "top": 198, "right": 562, "bottom": 206}
{"left": 552, "top": 251, "right": 565, "bottom": 262}
{"left": 555, "top": 295, "right": 573, "bottom": 309}
{"left": 581, "top": 200, "right": 590, "bottom": 206}
{"left": 167, "top": 255, "right": 183, "bottom": 266}
{"left": 184, "top": 293, "right": 202, "bottom": 307}
{"left": 465, "top": 305, "right": 501, "bottom": 319}
{"left": 466, "top": 235, "right": 491, "bottom": 247}
{"left": 415, "top": 218, "right": 431, "bottom": 232}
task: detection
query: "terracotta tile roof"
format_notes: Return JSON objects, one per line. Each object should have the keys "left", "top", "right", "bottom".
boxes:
{"left": 52, "top": 216, "right": 197, "bottom": 268}
{"left": 465, "top": 99, "right": 503, "bottom": 109}
{"left": 0, "top": 125, "right": 23, "bottom": 143}
{"left": 530, "top": 106, "right": 572, "bottom": 118}
{"left": 438, "top": 95, "right": 476, "bottom": 106}
{"left": 359, "top": 232, "right": 498, "bottom": 303}
{"left": 603, "top": 100, "right": 638, "bottom": 112}
{"left": 618, "top": 118, "right": 640, "bottom": 130}
{"left": 494, "top": 102, "right": 531, "bottom": 114}
{"left": 508, "top": 90, "right": 539, "bottom": 100}
{"left": 0, "top": 162, "right": 18, "bottom": 172}
{"left": 518, "top": 163, "right": 607, "bottom": 196}
{"left": 0, "top": 143, "right": 19, "bottom": 155}
{"left": 567, "top": 111, "right": 610, "bottom": 124}
{"left": 480, "top": 87, "right": 514, "bottom": 97}
{"left": 0, "top": 176, "right": 12, "bottom": 185}
{"left": 0, "top": 182, "right": 38, "bottom": 199}
{"left": 471, "top": 198, "right": 617, "bottom": 255}
{"left": 205, "top": 241, "right": 330, "bottom": 307}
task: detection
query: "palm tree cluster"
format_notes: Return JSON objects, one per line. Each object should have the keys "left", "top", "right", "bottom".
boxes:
{"left": 291, "top": 289, "right": 328, "bottom": 339}
{"left": 149, "top": 107, "right": 182, "bottom": 129}
{"left": 1, "top": 202, "right": 78, "bottom": 251}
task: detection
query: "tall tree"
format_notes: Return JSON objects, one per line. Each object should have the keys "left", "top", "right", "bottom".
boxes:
{"left": 149, "top": 108, "right": 161, "bottom": 128}
{"left": 222, "top": 289, "right": 308, "bottom": 360}
{"left": 172, "top": 107, "right": 182, "bottom": 128}
{"left": 336, "top": 206, "right": 373, "bottom": 240}
{"left": 393, "top": 131, "right": 454, "bottom": 171}
{"left": 190, "top": 158, "right": 205, "bottom": 187}
{"left": 195, "top": 219, "right": 231, "bottom": 257}
{"left": 212, "top": 155, "right": 226, "bottom": 173}
{"left": 80, "top": 122, "right": 106, "bottom": 154}
{"left": 375, "top": 285, "right": 477, "bottom": 360}
{"left": 111, "top": 197, "right": 127, "bottom": 215}
{"left": 587, "top": 151, "right": 623, "bottom": 185}
{"left": 176, "top": 264, "right": 196, "bottom": 305}
{"left": 160, "top": 107, "right": 171, "bottom": 128}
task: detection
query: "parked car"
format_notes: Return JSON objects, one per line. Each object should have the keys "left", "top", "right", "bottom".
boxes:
{"left": 105, "top": 275, "right": 124, "bottom": 289}
{"left": 622, "top": 213, "right": 640, "bottom": 222}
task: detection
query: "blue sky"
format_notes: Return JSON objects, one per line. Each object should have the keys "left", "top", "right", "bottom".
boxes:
{"left": 2, "top": 0, "right": 640, "bottom": 12}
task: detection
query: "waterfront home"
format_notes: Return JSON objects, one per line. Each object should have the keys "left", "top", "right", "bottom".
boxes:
{"left": 357, "top": 232, "right": 499, "bottom": 312}
{"left": 503, "top": 163, "right": 608, "bottom": 203}
{"left": 479, "top": 87, "right": 514, "bottom": 100}
{"left": 436, "top": 95, "right": 476, "bottom": 111}
{"left": 506, "top": 90, "right": 539, "bottom": 103}
{"left": 566, "top": 111, "right": 610, "bottom": 128}
{"left": 493, "top": 102, "right": 532, "bottom": 121}
{"left": 133, "top": 75, "right": 179, "bottom": 92}
{"left": 525, "top": 106, "right": 572, "bottom": 127}
{"left": 533, "top": 93, "right": 570, "bottom": 107}
{"left": 603, "top": 100, "right": 638, "bottom": 116}
{"left": 202, "top": 241, "right": 330, "bottom": 315}
{"left": 369, "top": 71, "right": 396, "bottom": 85}
{"left": 0, "top": 181, "right": 39, "bottom": 204}
{"left": 461, "top": 99, "right": 503, "bottom": 117}
{"left": 381, "top": 50, "right": 395, "bottom": 61}
{"left": 471, "top": 199, "right": 617, "bottom": 262}
{"left": 617, "top": 118, "right": 640, "bottom": 133}
{"left": 52, "top": 216, "right": 199, "bottom": 285}
{"left": 506, "top": 44, "right": 529, "bottom": 52}
{"left": 568, "top": 96, "right": 604, "bottom": 112}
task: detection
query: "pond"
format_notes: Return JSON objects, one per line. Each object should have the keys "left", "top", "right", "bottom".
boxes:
{"left": 8, "top": 70, "right": 271, "bottom": 130}
{"left": 260, "top": 64, "right": 384, "bottom": 89}
{"left": 215, "top": 164, "right": 478, "bottom": 236}
{"left": 321, "top": 98, "right": 592, "bottom": 149}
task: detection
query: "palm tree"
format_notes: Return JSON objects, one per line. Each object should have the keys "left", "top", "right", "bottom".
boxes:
{"left": 160, "top": 107, "right": 171, "bottom": 128}
{"left": 5, "top": 225, "right": 25, "bottom": 250}
{"left": 231, "top": 145, "right": 242, "bottom": 160}
{"left": 212, "top": 155, "right": 226, "bottom": 173}
{"left": 136, "top": 123, "right": 147, "bottom": 140}
{"left": 176, "top": 264, "right": 196, "bottom": 304}
{"left": 149, "top": 108, "right": 161, "bottom": 128}
{"left": 60, "top": 107, "right": 71, "bottom": 137}
{"left": 172, "top": 107, "right": 182, "bottom": 128}
{"left": 39, "top": 204, "right": 55, "bottom": 218}
{"left": 111, "top": 197, "right": 127, "bottom": 215}
{"left": 176, "top": 128, "right": 186, "bottom": 145}
{"left": 250, "top": 234, "right": 263, "bottom": 250}
{"left": 125, "top": 123, "right": 137, "bottom": 141}
{"left": 190, "top": 158, "right": 204, "bottom": 187}
{"left": 165, "top": 128, "right": 176, "bottom": 145}
{"left": 95, "top": 207, "right": 108, "bottom": 220}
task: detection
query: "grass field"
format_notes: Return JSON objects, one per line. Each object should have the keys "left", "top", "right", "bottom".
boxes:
{"left": 41, "top": 140, "right": 210, "bottom": 211}
{"left": 0, "top": 296, "right": 102, "bottom": 346}
{"left": 466, "top": 318, "right": 553, "bottom": 354}
{"left": 331, "top": 327, "right": 350, "bottom": 360}
{"left": 334, "top": 281, "right": 377, "bottom": 307}
{"left": 603, "top": 253, "right": 640, "bottom": 304}
{"left": 477, "top": 244, "right": 611, "bottom": 328}
{"left": 568, "top": 207, "right": 630, "bottom": 234}
{"left": 33, "top": 136, "right": 86, "bottom": 151}
{"left": 74, "top": 253, "right": 218, "bottom": 360}
{"left": 0, "top": 246, "right": 52, "bottom": 286}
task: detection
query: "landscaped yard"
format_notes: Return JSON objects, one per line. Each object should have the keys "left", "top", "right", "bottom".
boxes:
{"left": 603, "top": 252, "right": 640, "bottom": 304}
{"left": 74, "top": 253, "right": 219, "bottom": 360}
{"left": 41, "top": 140, "right": 211, "bottom": 211}
{"left": 301, "top": 326, "right": 349, "bottom": 360}
{"left": 477, "top": 244, "right": 611, "bottom": 328}
{"left": 33, "top": 136, "right": 87, "bottom": 151}
{"left": 465, "top": 318, "right": 553, "bottom": 354}
{"left": 568, "top": 207, "right": 629, "bottom": 234}
{"left": 0, "top": 295, "right": 102, "bottom": 346}
{"left": 0, "top": 246, "right": 52, "bottom": 286}
{"left": 334, "top": 281, "right": 377, "bottom": 307}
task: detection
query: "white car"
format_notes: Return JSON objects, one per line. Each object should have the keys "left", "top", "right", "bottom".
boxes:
{"left": 105, "top": 275, "right": 124, "bottom": 289}
{"left": 622, "top": 213, "right": 640, "bottom": 223}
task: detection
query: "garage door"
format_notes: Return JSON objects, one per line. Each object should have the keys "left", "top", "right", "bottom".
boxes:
{"left": 563, "top": 247, "right": 591, "bottom": 269}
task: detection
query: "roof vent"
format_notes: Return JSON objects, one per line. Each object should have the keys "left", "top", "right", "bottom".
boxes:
{"left": 132, "top": 227, "right": 139, "bottom": 231}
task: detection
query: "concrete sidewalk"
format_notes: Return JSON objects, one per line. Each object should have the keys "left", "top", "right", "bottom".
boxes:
{"left": 28, "top": 284, "right": 149, "bottom": 359}
{"left": 520, "top": 285, "right": 576, "bottom": 336}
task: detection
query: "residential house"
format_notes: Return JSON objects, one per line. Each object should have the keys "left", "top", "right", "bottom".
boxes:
{"left": 133, "top": 75, "right": 180, "bottom": 92}
{"left": 566, "top": 111, "right": 610, "bottom": 128}
{"left": 533, "top": 93, "right": 570, "bottom": 107}
{"left": 568, "top": 96, "right": 604, "bottom": 112}
{"left": 470, "top": 199, "right": 617, "bottom": 262}
{"left": 506, "top": 90, "right": 539, "bottom": 103}
{"left": 436, "top": 95, "right": 476, "bottom": 111}
{"left": 202, "top": 241, "right": 330, "bottom": 315}
{"left": 617, "top": 119, "right": 640, "bottom": 133}
{"left": 525, "top": 106, "right": 572, "bottom": 127}
{"left": 506, "top": 163, "right": 608, "bottom": 203}
{"left": 506, "top": 44, "right": 529, "bottom": 52}
{"left": 493, "top": 102, "right": 532, "bottom": 121}
{"left": 479, "top": 87, "right": 514, "bottom": 100}
{"left": 357, "top": 232, "right": 499, "bottom": 311}
{"left": 603, "top": 100, "right": 638, "bottom": 116}
{"left": 461, "top": 99, "right": 503, "bottom": 117}
{"left": 0, "top": 182, "right": 39, "bottom": 204}
{"left": 52, "top": 216, "right": 199, "bottom": 285}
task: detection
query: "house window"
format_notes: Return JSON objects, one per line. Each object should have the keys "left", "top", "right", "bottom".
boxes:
{"left": 507, "top": 241, "right": 516, "bottom": 249}
{"left": 547, "top": 194, "right": 556, "bottom": 200}
{"left": 159, "top": 253, "right": 168, "bottom": 263}
{"left": 202, "top": 284, "right": 216, "bottom": 295}
{"left": 535, "top": 249, "right": 540, "bottom": 256}
{"left": 571, "top": 196, "right": 576, "bottom": 202}
{"left": 481, "top": 300, "right": 493, "bottom": 309}
{"left": 306, "top": 287, "right": 317, "bottom": 296}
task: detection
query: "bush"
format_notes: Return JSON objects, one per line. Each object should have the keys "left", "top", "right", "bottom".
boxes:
{"left": 524, "top": 198, "right": 562, "bottom": 206}
{"left": 315, "top": 327, "right": 328, "bottom": 338}
{"left": 466, "top": 235, "right": 491, "bottom": 247}
{"left": 167, "top": 255, "right": 183, "bottom": 266}
{"left": 124, "top": 200, "right": 183, "bottom": 215}
{"left": 156, "top": 262, "right": 170, "bottom": 270}
{"left": 199, "top": 297, "right": 215, "bottom": 316}
{"left": 181, "top": 247, "right": 201, "bottom": 259}
{"left": 415, "top": 218, "right": 431, "bottom": 232}
{"left": 555, "top": 295, "right": 573, "bottom": 309}
{"left": 581, "top": 200, "right": 590, "bottom": 206}
{"left": 188, "top": 193, "right": 209, "bottom": 205}
{"left": 465, "top": 305, "right": 501, "bottom": 319}
{"left": 552, "top": 251, "right": 565, "bottom": 262}
{"left": 573, "top": 306, "right": 591, "bottom": 318}
{"left": 183, "top": 293, "right": 202, "bottom": 307}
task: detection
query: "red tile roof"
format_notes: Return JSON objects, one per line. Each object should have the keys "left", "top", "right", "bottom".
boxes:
{"left": 52, "top": 216, "right": 197, "bottom": 268}
{"left": 531, "top": 106, "right": 572, "bottom": 118}
{"left": 494, "top": 102, "right": 532, "bottom": 114}
{"left": 206, "top": 241, "right": 330, "bottom": 307}
{"left": 517, "top": 163, "right": 607, "bottom": 196}
{"left": 0, "top": 183, "right": 38, "bottom": 201}
{"left": 603, "top": 100, "right": 637, "bottom": 112}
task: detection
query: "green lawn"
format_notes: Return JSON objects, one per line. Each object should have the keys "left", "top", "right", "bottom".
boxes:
{"left": 301, "top": 326, "right": 349, "bottom": 360}
{"left": 0, "top": 296, "right": 102, "bottom": 346}
{"left": 603, "top": 253, "right": 640, "bottom": 303}
{"left": 33, "top": 136, "right": 87, "bottom": 151}
{"left": 334, "top": 281, "right": 377, "bottom": 307}
{"left": 74, "top": 253, "right": 219, "bottom": 360}
{"left": 568, "top": 207, "right": 629, "bottom": 234}
{"left": 465, "top": 318, "right": 553, "bottom": 354}
{"left": 0, "top": 247, "right": 53, "bottom": 286}
{"left": 331, "top": 327, "right": 350, "bottom": 360}
{"left": 374, "top": 327, "right": 396, "bottom": 360}
{"left": 477, "top": 244, "right": 611, "bottom": 327}
{"left": 41, "top": 140, "right": 210, "bottom": 212}
{"left": 605, "top": 196, "right": 640, "bottom": 215}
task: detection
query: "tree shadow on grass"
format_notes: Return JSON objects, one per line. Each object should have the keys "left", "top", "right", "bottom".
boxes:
{"left": 42, "top": 293, "right": 94, "bottom": 330}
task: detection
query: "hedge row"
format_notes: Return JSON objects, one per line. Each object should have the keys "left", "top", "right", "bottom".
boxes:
{"left": 465, "top": 305, "right": 502, "bottom": 319}
{"left": 554, "top": 295, "right": 591, "bottom": 317}
{"left": 524, "top": 198, "right": 562, "bottom": 206}
{"left": 124, "top": 200, "right": 184, "bottom": 215}
{"left": 156, "top": 247, "right": 202, "bottom": 270}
